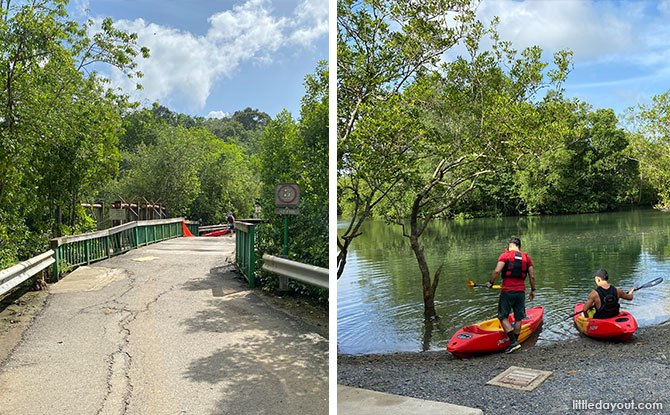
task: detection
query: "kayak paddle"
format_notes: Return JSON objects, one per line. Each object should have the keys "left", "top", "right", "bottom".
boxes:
{"left": 631, "top": 277, "right": 663, "bottom": 292}
{"left": 569, "top": 277, "right": 664, "bottom": 318}
{"left": 466, "top": 280, "right": 501, "bottom": 289}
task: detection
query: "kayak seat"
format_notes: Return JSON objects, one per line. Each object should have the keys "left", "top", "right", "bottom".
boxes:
{"left": 463, "top": 324, "right": 497, "bottom": 334}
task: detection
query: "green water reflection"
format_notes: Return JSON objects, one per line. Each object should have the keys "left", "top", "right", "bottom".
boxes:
{"left": 337, "top": 209, "right": 670, "bottom": 354}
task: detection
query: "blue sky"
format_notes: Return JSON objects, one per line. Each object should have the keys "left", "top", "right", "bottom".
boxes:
{"left": 475, "top": 0, "right": 670, "bottom": 117}
{"left": 70, "top": 1, "right": 669, "bottom": 121}
{"left": 70, "top": 0, "right": 328, "bottom": 119}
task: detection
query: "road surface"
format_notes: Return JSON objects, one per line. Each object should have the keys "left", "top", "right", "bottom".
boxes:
{"left": 0, "top": 237, "right": 328, "bottom": 415}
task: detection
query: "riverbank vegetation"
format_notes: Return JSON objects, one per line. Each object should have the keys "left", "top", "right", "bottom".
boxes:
{"left": 337, "top": 0, "right": 670, "bottom": 315}
{"left": 0, "top": 0, "right": 328, "bottom": 306}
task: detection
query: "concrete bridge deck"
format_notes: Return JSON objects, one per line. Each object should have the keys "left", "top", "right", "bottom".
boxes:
{"left": 0, "top": 237, "right": 328, "bottom": 415}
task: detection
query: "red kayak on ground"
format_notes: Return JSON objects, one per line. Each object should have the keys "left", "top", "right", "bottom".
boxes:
{"left": 573, "top": 303, "right": 637, "bottom": 341}
{"left": 447, "top": 306, "right": 544, "bottom": 358}
{"left": 202, "top": 228, "right": 229, "bottom": 237}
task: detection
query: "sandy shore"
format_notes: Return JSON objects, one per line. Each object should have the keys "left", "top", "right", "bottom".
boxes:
{"left": 338, "top": 324, "right": 670, "bottom": 414}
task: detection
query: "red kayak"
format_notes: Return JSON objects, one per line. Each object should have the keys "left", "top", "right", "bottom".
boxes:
{"left": 447, "top": 306, "right": 544, "bottom": 358}
{"left": 573, "top": 303, "right": 637, "bottom": 341}
{"left": 202, "top": 228, "right": 229, "bottom": 237}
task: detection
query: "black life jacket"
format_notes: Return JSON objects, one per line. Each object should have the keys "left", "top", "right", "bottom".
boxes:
{"left": 503, "top": 250, "right": 528, "bottom": 280}
{"left": 593, "top": 285, "right": 620, "bottom": 319}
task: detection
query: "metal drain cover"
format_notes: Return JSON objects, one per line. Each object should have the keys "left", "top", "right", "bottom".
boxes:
{"left": 486, "top": 366, "right": 553, "bottom": 391}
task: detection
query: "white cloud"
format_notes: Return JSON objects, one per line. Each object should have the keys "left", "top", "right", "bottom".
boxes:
{"left": 610, "top": 89, "right": 647, "bottom": 106}
{"left": 476, "top": 1, "right": 636, "bottom": 61}
{"left": 660, "top": 0, "right": 670, "bottom": 14}
{"left": 72, "top": 0, "right": 90, "bottom": 18}
{"left": 288, "top": 0, "right": 329, "bottom": 46}
{"left": 207, "top": 110, "right": 231, "bottom": 119}
{"left": 96, "top": 0, "right": 327, "bottom": 109}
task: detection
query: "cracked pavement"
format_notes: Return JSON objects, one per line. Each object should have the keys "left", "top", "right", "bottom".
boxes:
{"left": 0, "top": 237, "right": 328, "bottom": 415}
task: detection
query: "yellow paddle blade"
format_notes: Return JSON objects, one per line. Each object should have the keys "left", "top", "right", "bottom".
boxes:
{"left": 466, "top": 280, "right": 501, "bottom": 289}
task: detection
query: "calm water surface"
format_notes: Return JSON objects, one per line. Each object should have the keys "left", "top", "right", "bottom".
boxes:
{"left": 337, "top": 209, "right": 670, "bottom": 354}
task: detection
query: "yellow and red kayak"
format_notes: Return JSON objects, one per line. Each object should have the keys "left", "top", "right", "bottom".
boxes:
{"left": 573, "top": 303, "right": 637, "bottom": 341}
{"left": 447, "top": 306, "right": 544, "bottom": 358}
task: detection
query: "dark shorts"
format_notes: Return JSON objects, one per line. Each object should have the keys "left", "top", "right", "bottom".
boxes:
{"left": 498, "top": 290, "right": 526, "bottom": 321}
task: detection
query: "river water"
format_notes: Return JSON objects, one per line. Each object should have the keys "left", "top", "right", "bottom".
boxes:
{"left": 337, "top": 209, "right": 670, "bottom": 354}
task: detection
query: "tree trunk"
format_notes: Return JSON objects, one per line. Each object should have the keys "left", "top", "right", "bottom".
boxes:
{"left": 337, "top": 235, "right": 354, "bottom": 279}
{"left": 421, "top": 316, "right": 441, "bottom": 352}
{"left": 409, "top": 235, "right": 437, "bottom": 318}
{"left": 70, "top": 192, "right": 77, "bottom": 228}
{"left": 57, "top": 205, "right": 62, "bottom": 237}
{"left": 337, "top": 245, "right": 348, "bottom": 279}
{"left": 638, "top": 170, "right": 643, "bottom": 204}
{"left": 33, "top": 270, "right": 48, "bottom": 291}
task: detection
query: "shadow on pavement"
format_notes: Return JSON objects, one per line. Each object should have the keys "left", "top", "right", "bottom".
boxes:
{"left": 179, "top": 265, "right": 328, "bottom": 414}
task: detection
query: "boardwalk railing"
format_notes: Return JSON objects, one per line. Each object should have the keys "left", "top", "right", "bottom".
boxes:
{"left": 1, "top": 218, "right": 199, "bottom": 295}
{"left": 261, "top": 254, "right": 329, "bottom": 290}
{"left": 234, "top": 220, "right": 263, "bottom": 288}
{"left": 50, "top": 218, "right": 199, "bottom": 281}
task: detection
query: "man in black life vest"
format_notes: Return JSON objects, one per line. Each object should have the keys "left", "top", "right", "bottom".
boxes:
{"left": 487, "top": 237, "right": 536, "bottom": 354}
{"left": 582, "top": 268, "right": 634, "bottom": 319}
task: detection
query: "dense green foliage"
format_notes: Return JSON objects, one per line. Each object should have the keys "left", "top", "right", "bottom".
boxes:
{"left": 255, "top": 62, "right": 328, "bottom": 303}
{"left": 0, "top": 0, "right": 147, "bottom": 267}
{"left": 337, "top": 0, "right": 478, "bottom": 278}
{"left": 108, "top": 105, "right": 262, "bottom": 224}
{"left": 451, "top": 108, "right": 642, "bottom": 217}
{"left": 0, "top": 0, "right": 328, "bottom": 306}
{"left": 337, "top": 0, "right": 661, "bottom": 315}
{"left": 625, "top": 89, "right": 670, "bottom": 210}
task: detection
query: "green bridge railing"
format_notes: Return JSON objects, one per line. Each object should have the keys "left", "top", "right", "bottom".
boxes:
{"left": 234, "top": 220, "right": 263, "bottom": 288}
{"left": 50, "top": 218, "right": 199, "bottom": 281}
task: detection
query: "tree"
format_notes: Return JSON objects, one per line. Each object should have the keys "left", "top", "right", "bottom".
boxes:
{"left": 35, "top": 74, "right": 125, "bottom": 235}
{"left": 189, "top": 138, "right": 258, "bottom": 224}
{"left": 118, "top": 125, "right": 204, "bottom": 217}
{"left": 0, "top": 1, "right": 148, "bottom": 208}
{"left": 111, "top": 110, "right": 259, "bottom": 223}
{"left": 378, "top": 27, "right": 576, "bottom": 316}
{"left": 625, "top": 90, "right": 670, "bottom": 209}
{"left": 337, "top": 0, "right": 479, "bottom": 278}
{"left": 0, "top": 0, "right": 148, "bottom": 265}
{"left": 256, "top": 62, "right": 328, "bottom": 301}
{"left": 231, "top": 107, "right": 271, "bottom": 131}
{"left": 516, "top": 108, "right": 638, "bottom": 214}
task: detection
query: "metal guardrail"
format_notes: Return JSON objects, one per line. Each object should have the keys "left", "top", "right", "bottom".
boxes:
{"left": 0, "top": 250, "right": 55, "bottom": 296}
{"left": 262, "top": 254, "right": 329, "bottom": 290}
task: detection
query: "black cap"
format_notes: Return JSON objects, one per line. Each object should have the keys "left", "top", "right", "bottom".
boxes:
{"left": 508, "top": 237, "right": 521, "bottom": 248}
{"left": 594, "top": 268, "right": 608, "bottom": 280}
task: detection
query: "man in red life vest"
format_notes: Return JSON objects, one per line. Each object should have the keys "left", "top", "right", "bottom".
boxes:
{"left": 487, "top": 237, "right": 537, "bottom": 353}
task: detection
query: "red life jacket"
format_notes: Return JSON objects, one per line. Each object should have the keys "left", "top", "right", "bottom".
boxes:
{"left": 503, "top": 250, "right": 528, "bottom": 280}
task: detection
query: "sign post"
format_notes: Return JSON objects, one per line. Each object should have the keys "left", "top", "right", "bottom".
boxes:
{"left": 274, "top": 183, "right": 300, "bottom": 290}
{"left": 284, "top": 215, "right": 289, "bottom": 256}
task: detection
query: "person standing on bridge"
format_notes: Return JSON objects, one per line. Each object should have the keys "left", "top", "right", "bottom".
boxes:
{"left": 487, "top": 237, "right": 537, "bottom": 354}
{"left": 227, "top": 212, "right": 235, "bottom": 237}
